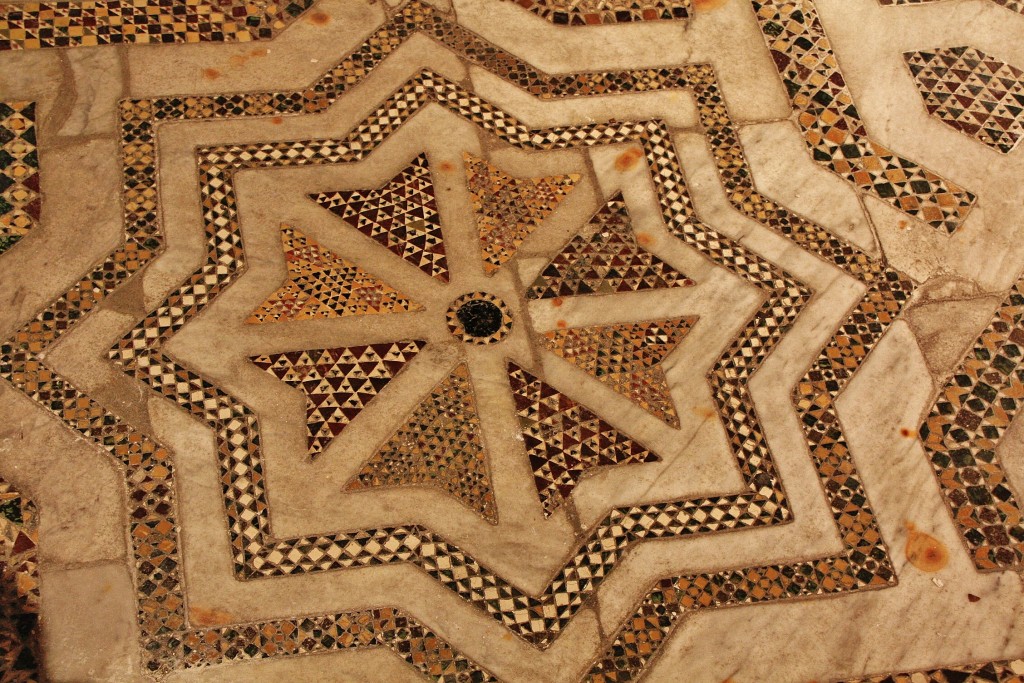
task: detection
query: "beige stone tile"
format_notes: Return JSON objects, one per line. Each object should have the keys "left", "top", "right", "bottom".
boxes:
{"left": 39, "top": 563, "right": 146, "bottom": 682}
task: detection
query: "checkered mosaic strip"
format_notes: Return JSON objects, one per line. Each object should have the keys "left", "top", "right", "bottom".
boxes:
{"left": 527, "top": 195, "right": 693, "bottom": 299}
{"left": 509, "top": 361, "right": 661, "bottom": 516}
{"left": 0, "top": 0, "right": 314, "bottom": 50}
{"left": 541, "top": 317, "right": 696, "bottom": 428}
{"left": 751, "top": 0, "right": 976, "bottom": 234}
{"left": 247, "top": 224, "right": 422, "bottom": 323}
{"left": 0, "top": 101, "right": 38, "bottom": 256}
{"left": 346, "top": 363, "right": 498, "bottom": 524}
{"left": 4, "top": 1, "right": 1009, "bottom": 679}
{"left": 0, "top": 478, "right": 40, "bottom": 682}
{"left": 905, "top": 46, "right": 1024, "bottom": 153}
{"left": 504, "top": 0, "right": 691, "bottom": 25}
{"left": 311, "top": 153, "right": 449, "bottom": 282}
{"left": 464, "top": 152, "right": 579, "bottom": 275}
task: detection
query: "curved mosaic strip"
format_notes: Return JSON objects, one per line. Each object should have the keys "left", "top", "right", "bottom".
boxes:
{"left": 0, "top": 1, "right": 925, "bottom": 678}
{"left": 880, "top": 0, "right": 1024, "bottom": 14}
{"left": 0, "top": 0, "right": 314, "bottom": 50}
{"left": 446, "top": 292, "right": 514, "bottom": 345}
{"left": 751, "top": 0, "right": 976, "bottom": 234}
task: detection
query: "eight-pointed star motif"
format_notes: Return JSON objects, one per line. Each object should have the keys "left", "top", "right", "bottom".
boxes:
{"left": 249, "top": 151, "right": 697, "bottom": 522}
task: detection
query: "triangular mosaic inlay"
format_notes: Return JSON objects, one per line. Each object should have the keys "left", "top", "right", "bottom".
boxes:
{"left": 311, "top": 153, "right": 449, "bottom": 281}
{"left": 542, "top": 317, "right": 697, "bottom": 428}
{"left": 527, "top": 194, "right": 693, "bottom": 299}
{"left": 251, "top": 340, "right": 426, "bottom": 458}
{"left": 347, "top": 363, "right": 497, "bottom": 523}
{"left": 906, "top": 46, "right": 1024, "bottom": 153}
{"left": 508, "top": 361, "right": 660, "bottom": 516}
{"left": 464, "top": 152, "right": 580, "bottom": 275}
{"left": 247, "top": 225, "right": 422, "bottom": 323}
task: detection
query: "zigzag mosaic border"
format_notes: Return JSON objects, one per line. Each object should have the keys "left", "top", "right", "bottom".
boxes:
{"left": 0, "top": 0, "right": 1016, "bottom": 679}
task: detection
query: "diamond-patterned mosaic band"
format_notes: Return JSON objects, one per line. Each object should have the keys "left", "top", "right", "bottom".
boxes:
{"left": 752, "top": 0, "right": 976, "bottom": 234}
{"left": 0, "top": 101, "right": 38, "bottom": 256}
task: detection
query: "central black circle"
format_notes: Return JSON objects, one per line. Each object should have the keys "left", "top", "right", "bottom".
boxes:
{"left": 456, "top": 299, "right": 504, "bottom": 338}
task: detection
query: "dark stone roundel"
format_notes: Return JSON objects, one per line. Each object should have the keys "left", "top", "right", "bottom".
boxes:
{"left": 446, "top": 292, "right": 512, "bottom": 345}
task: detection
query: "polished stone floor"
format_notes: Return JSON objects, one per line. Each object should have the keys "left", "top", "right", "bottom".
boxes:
{"left": 1, "top": 0, "right": 1023, "bottom": 680}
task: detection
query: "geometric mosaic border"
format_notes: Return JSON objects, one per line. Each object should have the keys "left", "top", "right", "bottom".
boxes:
{"left": 0, "top": 1, "right": 1017, "bottom": 680}
{"left": 503, "top": 0, "right": 691, "bottom": 25}
{"left": 0, "top": 0, "right": 314, "bottom": 49}
{"left": 752, "top": 0, "right": 977, "bottom": 234}
{"left": 0, "top": 101, "right": 39, "bottom": 256}
{"left": 879, "top": 0, "right": 1024, "bottom": 14}
{"left": 920, "top": 279, "right": 1024, "bottom": 570}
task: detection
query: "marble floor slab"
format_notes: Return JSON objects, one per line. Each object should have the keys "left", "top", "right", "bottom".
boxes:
{"left": 0, "top": 0, "right": 1023, "bottom": 680}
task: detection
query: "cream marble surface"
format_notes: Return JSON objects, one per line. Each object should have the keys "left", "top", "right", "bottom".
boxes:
{"left": 0, "top": 0, "right": 1023, "bottom": 681}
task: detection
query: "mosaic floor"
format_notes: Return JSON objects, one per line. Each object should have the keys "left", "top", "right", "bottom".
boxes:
{"left": 0, "top": 0, "right": 1023, "bottom": 680}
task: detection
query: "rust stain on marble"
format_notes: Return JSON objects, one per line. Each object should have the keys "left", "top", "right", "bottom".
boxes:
{"left": 309, "top": 11, "right": 331, "bottom": 25}
{"left": 694, "top": 0, "right": 730, "bottom": 9}
{"left": 201, "top": 68, "right": 221, "bottom": 80}
{"left": 615, "top": 147, "right": 644, "bottom": 172}
{"left": 190, "top": 605, "right": 235, "bottom": 626}
{"left": 905, "top": 522, "right": 949, "bottom": 572}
